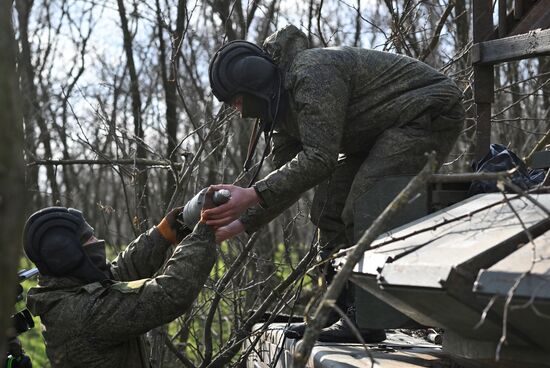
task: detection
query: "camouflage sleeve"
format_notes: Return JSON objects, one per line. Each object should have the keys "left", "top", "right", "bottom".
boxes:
{"left": 271, "top": 129, "right": 302, "bottom": 169}
{"left": 253, "top": 64, "right": 349, "bottom": 210}
{"left": 240, "top": 192, "right": 302, "bottom": 234}
{"left": 109, "top": 227, "right": 172, "bottom": 281}
{"left": 240, "top": 130, "right": 302, "bottom": 233}
{"left": 84, "top": 224, "right": 216, "bottom": 341}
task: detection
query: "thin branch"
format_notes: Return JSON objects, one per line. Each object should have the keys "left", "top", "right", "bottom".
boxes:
{"left": 292, "top": 153, "right": 438, "bottom": 367}
{"left": 28, "top": 158, "right": 188, "bottom": 167}
{"left": 162, "top": 330, "right": 195, "bottom": 368}
{"left": 494, "top": 187, "right": 537, "bottom": 361}
{"left": 524, "top": 127, "right": 550, "bottom": 166}
{"left": 316, "top": 0, "right": 328, "bottom": 47}
{"left": 429, "top": 168, "right": 518, "bottom": 183}
{"left": 419, "top": 3, "right": 455, "bottom": 62}
{"left": 201, "top": 233, "right": 260, "bottom": 368}
{"left": 205, "top": 246, "right": 318, "bottom": 368}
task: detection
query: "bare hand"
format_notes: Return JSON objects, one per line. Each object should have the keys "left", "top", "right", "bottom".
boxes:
{"left": 202, "top": 184, "right": 260, "bottom": 227}
{"left": 215, "top": 220, "right": 245, "bottom": 243}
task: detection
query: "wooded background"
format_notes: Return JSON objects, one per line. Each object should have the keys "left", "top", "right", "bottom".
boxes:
{"left": 2, "top": 0, "right": 549, "bottom": 366}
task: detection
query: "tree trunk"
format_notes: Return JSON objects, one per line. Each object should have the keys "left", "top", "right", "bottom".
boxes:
{"left": 0, "top": 1, "right": 27, "bottom": 357}
{"left": 157, "top": 0, "right": 185, "bottom": 209}
{"left": 16, "top": 0, "right": 60, "bottom": 206}
{"left": 454, "top": 0, "right": 469, "bottom": 54}
{"left": 539, "top": 57, "right": 550, "bottom": 114}
{"left": 117, "top": 0, "right": 149, "bottom": 234}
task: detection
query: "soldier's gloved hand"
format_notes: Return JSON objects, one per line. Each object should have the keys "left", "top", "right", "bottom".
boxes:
{"left": 157, "top": 207, "right": 191, "bottom": 245}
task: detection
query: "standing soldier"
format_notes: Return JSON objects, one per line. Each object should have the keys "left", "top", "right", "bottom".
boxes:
{"left": 205, "top": 25, "right": 464, "bottom": 341}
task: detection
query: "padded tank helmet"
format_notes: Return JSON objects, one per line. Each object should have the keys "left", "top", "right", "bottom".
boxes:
{"left": 23, "top": 207, "right": 108, "bottom": 283}
{"left": 209, "top": 40, "right": 281, "bottom": 122}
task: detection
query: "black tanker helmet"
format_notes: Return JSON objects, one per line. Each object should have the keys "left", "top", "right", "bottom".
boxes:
{"left": 209, "top": 40, "right": 282, "bottom": 124}
{"left": 23, "top": 207, "right": 108, "bottom": 283}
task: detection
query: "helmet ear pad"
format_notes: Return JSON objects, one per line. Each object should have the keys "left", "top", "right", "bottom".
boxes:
{"left": 240, "top": 93, "right": 269, "bottom": 120}
{"left": 230, "top": 56, "right": 278, "bottom": 96}
{"left": 209, "top": 40, "right": 281, "bottom": 122}
{"left": 39, "top": 228, "right": 85, "bottom": 276}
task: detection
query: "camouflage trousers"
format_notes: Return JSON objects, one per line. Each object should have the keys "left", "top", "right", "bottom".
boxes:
{"left": 311, "top": 100, "right": 465, "bottom": 259}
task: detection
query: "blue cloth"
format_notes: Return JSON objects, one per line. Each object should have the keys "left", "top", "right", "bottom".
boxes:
{"left": 469, "top": 144, "right": 546, "bottom": 195}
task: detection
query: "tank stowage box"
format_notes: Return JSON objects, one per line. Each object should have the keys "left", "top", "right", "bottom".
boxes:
{"left": 341, "top": 193, "right": 550, "bottom": 364}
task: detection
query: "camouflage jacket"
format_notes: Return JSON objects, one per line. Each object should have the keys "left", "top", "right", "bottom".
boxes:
{"left": 240, "top": 25, "right": 463, "bottom": 233}
{"left": 26, "top": 225, "right": 216, "bottom": 368}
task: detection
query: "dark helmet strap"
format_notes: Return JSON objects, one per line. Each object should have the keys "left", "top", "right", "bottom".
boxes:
{"left": 246, "top": 134, "right": 271, "bottom": 188}
{"left": 244, "top": 118, "right": 261, "bottom": 172}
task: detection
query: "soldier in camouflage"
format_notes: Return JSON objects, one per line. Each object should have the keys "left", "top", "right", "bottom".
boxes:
{"left": 205, "top": 25, "right": 464, "bottom": 341}
{"left": 24, "top": 191, "right": 218, "bottom": 367}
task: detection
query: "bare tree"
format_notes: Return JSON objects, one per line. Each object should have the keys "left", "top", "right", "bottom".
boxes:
{"left": 16, "top": 0, "right": 61, "bottom": 205}
{"left": 0, "top": 1, "right": 27, "bottom": 358}
{"left": 117, "top": 0, "right": 149, "bottom": 234}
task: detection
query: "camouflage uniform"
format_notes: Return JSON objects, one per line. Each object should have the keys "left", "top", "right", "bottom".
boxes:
{"left": 26, "top": 225, "right": 216, "bottom": 368}
{"left": 241, "top": 25, "right": 465, "bottom": 249}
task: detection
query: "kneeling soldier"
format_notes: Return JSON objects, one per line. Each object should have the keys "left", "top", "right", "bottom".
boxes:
{"left": 24, "top": 189, "right": 220, "bottom": 367}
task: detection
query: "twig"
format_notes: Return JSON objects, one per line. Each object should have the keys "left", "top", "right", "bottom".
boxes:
{"left": 524, "top": 127, "right": 550, "bottom": 167}
{"left": 419, "top": 3, "right": 455, "bottom": 62}
{"left": 162, "top": 330, "right": 195, "bottom": 368}
{"left": 292, "top": 153, "right": 438, "bottom": 367}
{"left": 332, "top": 192, "right": 523, "bottom": 260}
{"left": 205, "top": 246, "right": 318, "bottom": 368}
{"left": 316, "top": 0, "right": 328, "bottom": 47}
{"left": 237, "top": 275, "right": 312, "bottom": 367}
{"left": 201, "top": 233, "right": 260, "bottom": 368}
{"left": 504, "top": 180, "right": 550, "bottom": 218}
{"left": 429, "top": 168, "right": 517, "bottom": 182}
{"left": 474, "top": 295, "right": 497, "bottom": 330}
{"left": 330, "top": 303, "right": 375, "bottom": 367}
{"left": 166, "top": 114, "right": 227, "bottom": 210}
{"left": 28, "top": 158, "right": 187, "bottom": 167}
{"left": 493, "top": 188, "right": 537, "bottom": 361}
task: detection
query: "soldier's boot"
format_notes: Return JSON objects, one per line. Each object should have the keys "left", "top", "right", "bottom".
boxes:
{"left": 282, "top": 276, "right": 354, "bottom": 340}
{"left": 283, "top": 282, "right": 386, "bottom": 343}
{"left": 284, "top": 230, "right": 385, "bottom": 343}
{"left": 318, "top": 241, "right": 386, "bottom": 343}
{"left": 317, "top": 295, "right": 386, "bottom": 343}
{"left": 282, "top": 310, "right": 339, "bottom": 340}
